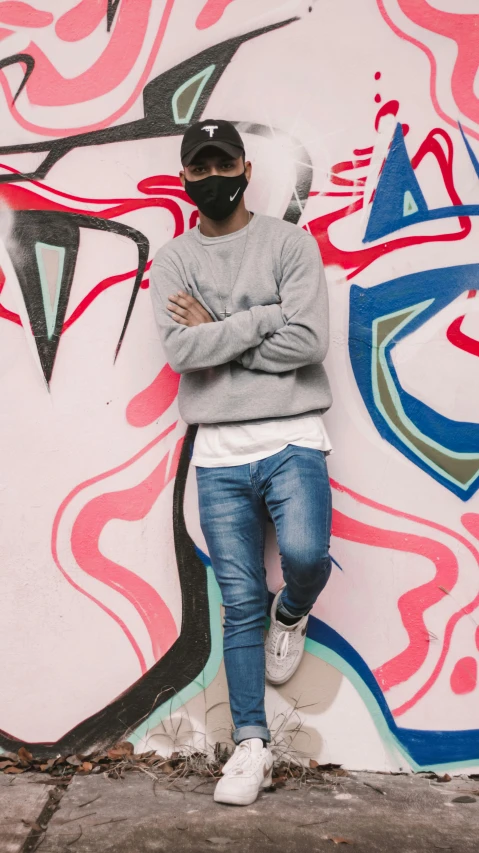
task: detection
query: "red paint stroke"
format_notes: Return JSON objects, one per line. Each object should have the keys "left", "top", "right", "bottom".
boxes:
{"left": 354, "top": 146, "right": 374, "bottom": 156}
{"left": 397, "top": 0, "right": 479, "bottom": 128}
{"left": 14, "top": 0, "right": 151, "bottom": 104}
{"left": 331, "top": 479, "right": 479, "bottom": 716}
{"left": 330, "top": 159, "right": 370, "bottom": 188}
{"left": 138, "top": 175, "right": 191, "bottom": 202}
{"left": 126, "top": 363, "right": 180, "bottom": 427}
{"left": 71, "top": 451, "right": 180, "bottom": 663}
{"left": 332, "top": 508, "right": 458, "bottom": 693}
{"left": 0, "top": 177, "right": 187, "bottom": 230}
{"left": 139, "top": 175, "right": 182, "bottom": 189}
{"left": 477, "top": 625, "right": 479, "bottom": 652}
{"left": 56, "top": 0, "right": 108, "bottom": 43}
{"left": 376, "top": 0, "right": 479, "bottom": 144}
{"left": 0, "top": 162, "right": 191, "bottom": 208}
{"left": 0, "top": 171, "right": 191, "bottom": 332}
{"left": 375, "top": 94, "right": 382, "bottom": 104}
{"left": 375, "top": 99, "right": 399, "bottom": 131}
{"left": 316, "top": 192, "right": 364, "bottom": 198}
{"left": 62, "top": 261, "right": 152, "bottom": 333}
{"left": 52, "top": 422, "right": 179, "bottom": 674}
{"left": 0, "top": 26, "right": 12, "bottom": 39}
{"left": 0, "top": 0, "right": 175, "bottom": 137}
{"left": 375, "top": 71, "right": 381, "bottom": 81}
{"left": 196, "top": 0, "right": 236, "bottom": 29}
{"left": 450, "top": 656, "right": 477, "bottom": 695}
{"left": 307, "top": 127, "right": 471, "bottom": 279}
{"left": 462, "top": 513, "right": 479, "bottom": 541}
{"left": 446, "top": 316, "right": 479, "bottom": 357}
{"left": 0, "top": 1, "right": 52, "bottom": 27}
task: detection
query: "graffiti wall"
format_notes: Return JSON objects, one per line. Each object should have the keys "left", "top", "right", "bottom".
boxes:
{"left": 1, "top": 0, "right": 478, "bottom": 771}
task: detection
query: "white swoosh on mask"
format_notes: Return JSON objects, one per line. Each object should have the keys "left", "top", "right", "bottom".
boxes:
{"left": 230, "top": 188, "right": 240, "bottom": 202}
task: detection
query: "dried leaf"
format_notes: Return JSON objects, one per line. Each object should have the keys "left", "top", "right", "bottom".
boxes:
{"left": 171, "top": 751, "right": 179, "bottom": 760}
{"left": 38, "top": 764, "right": 49, "bottom": 772}
{"left": 5, "top": 766, "right": 26, "bottom": 774}
{"left": 161, "top": 762, "right": 175, "bottom": 774}
{"left": 18, "top": 747, "right": 33, "bottom": 763}
{"left": 107, "top": 741, "right": 134, "bottom": 759}
{"left": 0, "top": 760, "right": 15, "bottom": 770}
{"left": 309, "top": 759, "right": 319, "bottom": 769}
{"left": 2, "top": 751, "right": 19, "bottom": 762}
{"left": 81, "top": 761, "right": 93, "bottom": 772}
{"left": 437, "top": 773, "right": 452, "bottom": 783}
{"left": 66, "top": 755, "right": 82, "bottom": 767}
{"left": 328, "top": 838, "right": 352, "bottom": 845}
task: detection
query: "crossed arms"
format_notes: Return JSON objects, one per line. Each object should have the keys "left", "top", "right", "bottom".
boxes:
{"left": 149, "top": 233, "right": 329, "bottom": 375}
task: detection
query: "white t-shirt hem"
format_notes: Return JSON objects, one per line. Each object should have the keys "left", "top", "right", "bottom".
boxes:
{"left": 191, "top": 439, "right": 332, "bottom": 468}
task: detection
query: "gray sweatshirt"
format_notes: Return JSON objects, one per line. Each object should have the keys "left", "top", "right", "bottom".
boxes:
{"left": 150, "top": 213, "right": 332, "bottom": 425}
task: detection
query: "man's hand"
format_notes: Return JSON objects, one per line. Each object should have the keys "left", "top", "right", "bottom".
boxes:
{"left": 167, "top": 292, "right": 214, "bottom": 327}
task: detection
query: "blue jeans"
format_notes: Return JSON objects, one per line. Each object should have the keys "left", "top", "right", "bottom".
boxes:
{"left": 195, "top": 444, "right": 332, "bottom": 745}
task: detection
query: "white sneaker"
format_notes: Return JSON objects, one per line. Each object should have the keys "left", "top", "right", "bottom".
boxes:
{"left": 265, "top": 588, "right": 309, "bottom": 685}
{"left": 214, "top": 738, "right": 273, "bottom": 806}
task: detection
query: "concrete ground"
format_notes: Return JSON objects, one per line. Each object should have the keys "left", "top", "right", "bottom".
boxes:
{"left": 1, "top": 769, "right": 479, "bottom": 853}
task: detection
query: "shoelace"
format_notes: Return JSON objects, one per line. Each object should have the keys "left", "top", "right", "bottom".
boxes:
{"left": 226, "top": 744, "right": 262, "bottom": 774}
{"left": 273, "top": 628, "right": 290, "bottom": 661}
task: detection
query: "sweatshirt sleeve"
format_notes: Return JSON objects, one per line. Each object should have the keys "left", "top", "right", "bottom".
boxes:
{"left": 236, "top": 233, "right": 329, "bottom": 373}
{"left": 150, "top": 257, "right": 284, "bottom": 374}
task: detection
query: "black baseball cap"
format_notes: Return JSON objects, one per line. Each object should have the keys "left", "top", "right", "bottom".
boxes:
{"left": 181, "top": 119, "right": 245, "bottom": 167}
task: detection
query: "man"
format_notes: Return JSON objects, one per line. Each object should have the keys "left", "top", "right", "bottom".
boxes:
{"left": 150, "top": 119, "right": 332, "bottom": 806}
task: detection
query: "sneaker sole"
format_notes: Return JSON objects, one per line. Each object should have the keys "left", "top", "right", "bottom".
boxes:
{"left": 265, "top": 651, "right": 305, "bottom": 685}
{"left": 213, "top": 771, "right": 273, "bottom": 806}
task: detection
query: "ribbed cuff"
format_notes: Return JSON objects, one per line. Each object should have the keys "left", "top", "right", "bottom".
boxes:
{"left": 233, "top": 725, "right": 271, "bottom": 745}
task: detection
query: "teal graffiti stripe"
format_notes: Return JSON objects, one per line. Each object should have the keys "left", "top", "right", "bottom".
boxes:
{"left": 34, "top": 241, "right": 65, "bottom": 340}
{"left": 304, "top": 637, "right": 413, "bottom": 769}
{"left": 372, "top": 300, "right": 479, "bottom": 490}
{"left": 171, "top": 65, "right": 215, "bottom": 125}
{"left": 305, "top": 637, "right": 479, "bottom": 773}
{"left": 130, "top": 563, "right": 223, "bottom": 746}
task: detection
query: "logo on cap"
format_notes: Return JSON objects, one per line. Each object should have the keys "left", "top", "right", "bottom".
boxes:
{"left": 201, "top": 125, "right": 218, "bottom": 138}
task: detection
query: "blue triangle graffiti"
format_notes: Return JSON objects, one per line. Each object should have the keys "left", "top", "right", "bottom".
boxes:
{"left": 365, "top": 123, "right": 428, "bottom": 242}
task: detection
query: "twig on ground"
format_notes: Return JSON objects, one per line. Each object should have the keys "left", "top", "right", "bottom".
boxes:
{"left": 65, "top": 826, "right": 83, "bottom": 846}
{"left": 60, "top": 812, "right": 96, "bottom": 824}
{"left": 78, "top": 795, "right": 101, "bottom": 809}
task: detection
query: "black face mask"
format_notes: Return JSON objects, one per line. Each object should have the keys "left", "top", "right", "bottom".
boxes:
{"left": 184, "top": 171, "right": 248, "bottom": 221}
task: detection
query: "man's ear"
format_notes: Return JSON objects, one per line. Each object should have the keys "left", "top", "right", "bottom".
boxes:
{"left": 245, "top": 160, "right": 252, "bottom": 182}
{"left": 179, "top": 169, "right": 186, "bottom": 187}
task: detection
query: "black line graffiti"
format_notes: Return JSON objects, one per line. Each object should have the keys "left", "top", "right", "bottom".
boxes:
{"left": 0, "top": 16, "right": 310, "bottom": 384}
{"left": 0, "top": 12, "right": 315, "bottom": 754}
{"left": 0, "top": 425, "right": 207, "bottom": 758}
{"left": 0, "top": 53, "right": 35, "bottom": 103}
{"left": 6, "top": 211, "right": 149, "bottom": 383}
{"left": 107, "top": 0, "right": 122, "bottom": 32}
{"left": 0, "top": 20, "right": 298, "bottom": 183}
